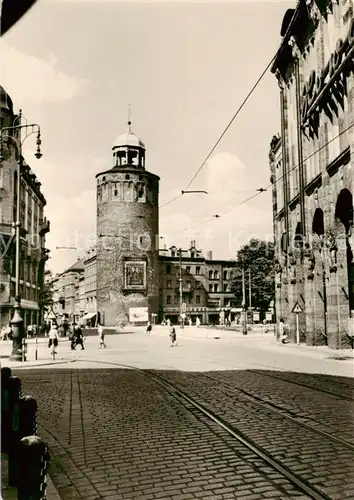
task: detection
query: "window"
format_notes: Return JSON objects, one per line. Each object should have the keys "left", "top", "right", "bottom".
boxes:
{"left": 196, "top": 266, "right": 200, "bottom": 275}
{"left": 196, "top": 295, "right": 200, "bottom": 305}
{"left": 223, "top": 270, "right": 228, "bottom": 280}
{"left": 125, "top": 174, "right": 130, "bottom": 180}
{"left": 167, "top": 295, "right": 171, "bottom": 304}
{"left": 171, "top": 249, "right": 176, "bottom": 257}
{"left": 209, "top": 284, "right": 213, "bottom": 292}
{"left": 214, "top": 270, "right": 219, "bottom": 279}
{"left": 186, "top": 280, "right": 191, "bottom": 290}
{"left": 166, "top": 265, "right": 171, "bottom": 274}
{"left": 214, "top": 284, "right": 218, "bottom": 292}
{"left": 167, "top": 280, "right": 172, "bottom": 289}
{"left": 186, "top": 266, "right": 191, "bottom": 274}
{"left": 196, "top": 281, "right": 201, "bottom": 289}
{"left": 188, "top": 296, "right": 192, "bottom": 304}
{"left": 223, "top": 284, "right": 228, "bottom": 292}
{"left": 191, "top": 251, "right": 195, "bottom": 258}
{"left": 209, "top": 270, "right": 213, "bottom": 280}
{"left": 174, "top": 296, "right": 179, "bottom": 304}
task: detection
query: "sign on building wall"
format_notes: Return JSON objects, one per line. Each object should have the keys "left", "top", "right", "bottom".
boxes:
{"left": 129, "top": 307, "right": 148, "bottom": 323}
{"left": 124, "top": 261, "right": 147, "bottom": 290}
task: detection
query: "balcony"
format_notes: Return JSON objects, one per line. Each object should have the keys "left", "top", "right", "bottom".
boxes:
{"left": 39, "top": 217, "right": 50, "bottom": 236}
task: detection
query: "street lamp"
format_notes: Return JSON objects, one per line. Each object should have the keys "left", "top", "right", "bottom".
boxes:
{"left": 0, "top": 118, "right": 43, "bottom": 361}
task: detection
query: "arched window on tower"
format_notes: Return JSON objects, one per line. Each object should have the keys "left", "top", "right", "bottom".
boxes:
{"left": 128, "top": 150, "right": 139, "bottom": 166}
{"left": 136, "top": 183, "right": 146, "bottom": 203}
{"left": 123, "top": 181, "right": 133, "bottom": 202}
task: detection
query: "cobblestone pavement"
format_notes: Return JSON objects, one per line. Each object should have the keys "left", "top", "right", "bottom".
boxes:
{"left": 14, "top": 364, "right": 354, "bottom": 500}
{"left": 161, "top": 371, "right": 354, "bottom": 500}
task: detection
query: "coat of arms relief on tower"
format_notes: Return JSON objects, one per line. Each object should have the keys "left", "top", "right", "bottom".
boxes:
{"left": 124, "top": 261, "right": 147, "bottom": 290}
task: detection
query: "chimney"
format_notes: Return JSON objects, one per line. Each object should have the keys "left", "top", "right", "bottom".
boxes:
{"left": 190, "top": 240, "right": 196, "bottom": 248}
{"left": 207, "top": 251, "right": 212, "bottom": 260}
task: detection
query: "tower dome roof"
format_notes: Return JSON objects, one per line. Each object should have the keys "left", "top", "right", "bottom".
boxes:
{"left": 0, "top": 86, "right": 13, "bottom": 112}
{"left": 113, "top": 121, "right": 145, "bottom": 149}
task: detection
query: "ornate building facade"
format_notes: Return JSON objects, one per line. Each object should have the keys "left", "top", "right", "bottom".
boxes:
{"left": 0, "top": 86, "right": 50, "bottom": 328}
{"left": 95, "top": 121, "right": 160, "bottom": 326}
{"left": 270, "top": 0, "right": 354, "bottom": 348}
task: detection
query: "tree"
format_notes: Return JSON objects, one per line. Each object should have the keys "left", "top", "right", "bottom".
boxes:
{"left": 231, "top": 238, "right": 275, "bottom": 315}
{"left": 38, "top": 269, "right": 54, "bottom": 313}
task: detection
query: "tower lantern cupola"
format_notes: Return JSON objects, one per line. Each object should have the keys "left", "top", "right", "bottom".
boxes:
{"left": 112, "top": 118, "right": 146, "bottom": 170}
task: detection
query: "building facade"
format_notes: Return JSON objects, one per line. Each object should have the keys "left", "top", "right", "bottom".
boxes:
{"left": 51, "top": 260, "right": 84, "bottom": 322}
{"left": 159, "top": 243, "right": 238, "bottom": 325}
{"left": 96, "top": 121, "right": 160, "bottom": 326}
{"left": 60, "top": 243, "right": 239, "bottom": 326}
{"left": 270, "top": 0, "right": 354, "bottom": 348}
{"left": 0, "top": 86, "right": 50, "bottom": 328}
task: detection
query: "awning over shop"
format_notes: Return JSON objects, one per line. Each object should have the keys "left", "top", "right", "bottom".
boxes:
{"left": 81, "top": 312, "right": 97, "bottom": 322}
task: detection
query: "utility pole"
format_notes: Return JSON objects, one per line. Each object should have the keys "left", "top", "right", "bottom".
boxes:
{"left": 179, "top": 248, "right": 184, "bottom": 329}
{"left": 242, "top": 261, "right": 247, "bottom": 335}
{"left": 248, "top": 268, "right": 252, "bottom": 310}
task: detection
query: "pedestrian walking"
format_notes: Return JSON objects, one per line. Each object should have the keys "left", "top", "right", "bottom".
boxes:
{"left": 71, "top": 325, "right": 85, "bottom": 350}
{"left": 98, "top": 323, "right": 106, "bottom": 348}
{"left": 279, "top": 318, "right": 290, "bottom": 344}
{"left": 146, "top": 321, "right": 152, "bottom": 335}
{"left": 196, "top": 316, "right": 200, "bottom": 328}
{"left": 48, "top": 324, "right": 59, "bottom": 354}
{"left": 169, "top": 324, "right": 177, "bottom": 347}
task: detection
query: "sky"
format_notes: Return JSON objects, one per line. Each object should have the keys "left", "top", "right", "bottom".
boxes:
{"left": 1, "top": 0, "right": 293, "bottom": 274}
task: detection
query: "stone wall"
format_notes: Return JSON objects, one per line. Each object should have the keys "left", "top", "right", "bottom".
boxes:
{"left": 96, "top": 168, "right": 159, "bottom": 326}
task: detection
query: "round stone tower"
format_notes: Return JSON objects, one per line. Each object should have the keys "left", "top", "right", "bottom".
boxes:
{"left": 96, "top": 120, "right": 160, "bottom": 326}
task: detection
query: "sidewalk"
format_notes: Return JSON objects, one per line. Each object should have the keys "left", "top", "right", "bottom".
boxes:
{"left": 0, "top": 338, "right": 75, "bottom": 369}
{"left": 153, "top": 325, "right": 354, "bottom": 352}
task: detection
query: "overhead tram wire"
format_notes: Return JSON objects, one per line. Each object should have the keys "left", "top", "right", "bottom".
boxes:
{"left": 159, "top": 55, "right": 280, "bottom": 210}
{"left": 170, "top": 120, "right": 354, "bottom": 236}
{"left": 159, "top": 4, "right": 303, "bottom": 210}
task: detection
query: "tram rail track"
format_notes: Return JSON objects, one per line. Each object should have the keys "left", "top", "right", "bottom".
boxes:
{"left": 77, "top": 359, "right": 333, "bottom": 499}
{"left": 196, "top": 372, "right": 354, "bottom": 452}
{"left": 248, "top": 370, "right": 354, "bottom": 402}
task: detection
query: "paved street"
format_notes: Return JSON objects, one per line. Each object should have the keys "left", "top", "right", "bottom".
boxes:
{"left": 2, "top": 327, "right": 354, "bottom": 499}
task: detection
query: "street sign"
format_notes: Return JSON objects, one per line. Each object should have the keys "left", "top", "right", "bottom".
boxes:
{"left": 292, "top": 302, "right": 303, "bottom": 314}
{"left": 181, "top": 302, "right": 187, "bottom": 313}
{"left": 292, "top": 302, "right": 302, "bottom": 345}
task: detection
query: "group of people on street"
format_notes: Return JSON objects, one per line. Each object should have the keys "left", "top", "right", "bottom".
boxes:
{"left": 46, "top": 322, "right": 107, "bottom": 354}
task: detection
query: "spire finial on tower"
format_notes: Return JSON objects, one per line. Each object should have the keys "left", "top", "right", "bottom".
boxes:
{"left": 127, "top": 104, "right": 132, "bottom": 132}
